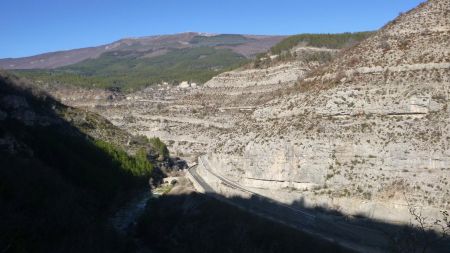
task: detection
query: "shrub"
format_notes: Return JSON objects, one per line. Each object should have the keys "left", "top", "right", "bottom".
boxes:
{"left": 95, "top": 140, "right": 153, "bottom": 177}
{"left": 149, "top": 137, "right": 170, "bottom": 160}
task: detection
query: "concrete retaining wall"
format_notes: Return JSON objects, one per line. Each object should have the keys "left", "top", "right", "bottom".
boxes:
{"left": 185, "top": 169, "right": 205, "bottom": 193}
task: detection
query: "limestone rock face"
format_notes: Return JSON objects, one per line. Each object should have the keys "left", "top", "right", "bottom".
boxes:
{"left": 204, "top": 61, "right": 307, "bottom": 88}
{"left": 44, "top": 0, "right": 450, "bottom": 225}
{"left": 205, "top": 47, "right": 338, "bottom": 89}
{"left": 204, "top": 0, "right": 450, "bottom": 222}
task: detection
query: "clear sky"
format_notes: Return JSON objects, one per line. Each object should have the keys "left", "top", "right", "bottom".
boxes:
{"left": 1, "top": 0, "right": 425, "bottom": 58}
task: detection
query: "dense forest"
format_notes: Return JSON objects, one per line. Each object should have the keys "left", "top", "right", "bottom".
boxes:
{"left": 14, "top": 47, "right": 248, "bottom": 91}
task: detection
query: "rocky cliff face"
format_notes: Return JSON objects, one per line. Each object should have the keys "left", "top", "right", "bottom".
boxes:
{"left": 205, "top": 46, "right": 338, "bottom": 89}
{"left": 207, "top": 0, "right": 450, "bottom": 223}
{"left": 42, "top": 0, "right": 449, "bottom": 225}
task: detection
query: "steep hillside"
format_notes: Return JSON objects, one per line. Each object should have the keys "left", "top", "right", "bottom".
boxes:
{"left": 208, "top": 0, "right": 450, "bottom": 224}
{"left": 268, "top": 32, "right": 374, "bottom": 55}
{"left": 204, "top": 32, "right": 374, "bottom": 89}
{"left": 0, "top": 72, "right": 162, "bottom": 253}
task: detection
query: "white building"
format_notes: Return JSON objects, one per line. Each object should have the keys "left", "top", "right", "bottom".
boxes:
{"left": 178, "top": 81, "right": 190, "bottom": 89}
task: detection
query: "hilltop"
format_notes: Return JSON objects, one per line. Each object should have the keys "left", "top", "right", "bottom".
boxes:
{"left": 0, "top": 33, "right": 284, "bottom": 69}
{"left": 1, "top": 33, "right": 285, "bottom": 90}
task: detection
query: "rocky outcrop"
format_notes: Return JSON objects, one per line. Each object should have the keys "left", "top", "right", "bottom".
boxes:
{"left": 205, "top": 61, "right": 307, "bottom": 88}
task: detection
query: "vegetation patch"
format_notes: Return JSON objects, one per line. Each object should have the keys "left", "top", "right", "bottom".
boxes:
{"left": 269, "top": 32, "right": 374, "bottom": 55}
{"left": 14, "top": 47, "right": 248, "bottom": 91}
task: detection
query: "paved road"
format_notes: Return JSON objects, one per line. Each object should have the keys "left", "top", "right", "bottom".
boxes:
{"left": 189, "top": 164, "right": 214, "bottom": 193}
{"left": 189, "top": 160, "right": 389, "bottom": 253}
{"left": 199, "top": 158, "right": 316, "bottom": 220}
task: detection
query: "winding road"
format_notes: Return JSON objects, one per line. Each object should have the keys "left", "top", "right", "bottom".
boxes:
{"left": 188, "top": 158, "right": 389, "bottom": 253}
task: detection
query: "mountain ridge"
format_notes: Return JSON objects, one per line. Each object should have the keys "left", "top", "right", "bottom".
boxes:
{"left": 0, "top": 32, "right": 286, "bottom": 70}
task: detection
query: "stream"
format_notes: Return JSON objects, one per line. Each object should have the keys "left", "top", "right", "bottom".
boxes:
{"left": 110, "top": 185, "right": 168, "bottom": 234}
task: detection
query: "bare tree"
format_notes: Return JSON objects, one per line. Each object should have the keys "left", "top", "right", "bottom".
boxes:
{"left": 393, "top": 194, "right": 450, "bottom": 253}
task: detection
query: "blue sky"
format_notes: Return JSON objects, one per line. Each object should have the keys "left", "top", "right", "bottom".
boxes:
{"left": 1, "top": 0, "right": 424, "bottom": 58}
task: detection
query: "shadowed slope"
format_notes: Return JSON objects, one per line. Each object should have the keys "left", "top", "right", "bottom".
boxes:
{"left": 0, "top": 72, "right": 156, "bottom": 253}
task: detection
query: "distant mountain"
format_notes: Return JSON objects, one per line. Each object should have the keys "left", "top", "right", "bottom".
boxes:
{"left": 2, "top": 32, "right": 285, "bottom": 90}
{"left": 0, "top": 32, "right": 285, "bottom": 70}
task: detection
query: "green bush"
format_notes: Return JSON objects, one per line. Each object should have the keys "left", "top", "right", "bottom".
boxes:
{"left": 95, "top": 140, "right": 153, "bottom": 177}
{"left": 149, "top": 137, "right": 169, "bottom": 159}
